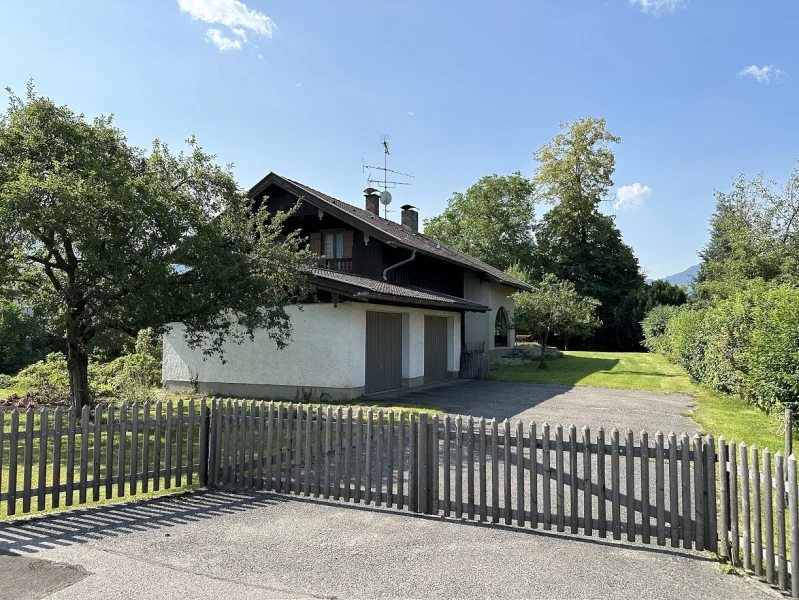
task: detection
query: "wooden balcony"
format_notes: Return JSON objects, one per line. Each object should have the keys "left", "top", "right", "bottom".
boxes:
{"left": 322, "top": 258, "right": 352, "bottom": 272}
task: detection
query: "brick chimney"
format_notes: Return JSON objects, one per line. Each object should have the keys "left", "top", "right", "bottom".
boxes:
{"left": 401, "top": 204, "right": 418, "bottom": 232}
{"left": 364, "top": 187, "right": 380, "bottom": 215}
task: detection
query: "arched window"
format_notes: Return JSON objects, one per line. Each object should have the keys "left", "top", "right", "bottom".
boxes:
{"left": 494, "top": 307, "right": 510, "bottom": 347}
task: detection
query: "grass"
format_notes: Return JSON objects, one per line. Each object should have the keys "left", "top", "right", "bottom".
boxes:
{"left": 489, "top": 350, "right": 792, "bottom": 453}
{"left": 490, "top": 350, "right": 791, "bottom": 569}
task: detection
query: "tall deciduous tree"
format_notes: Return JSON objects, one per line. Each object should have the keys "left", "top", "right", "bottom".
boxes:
{"left": 513, "top": 274, "right": 600, "bottom": 368}
{"left": 533, "top": 118, "right": 644, "bottom": 350}
{"left": 697, "top": 169, "right": 799, "bottom": 301}
{"left": 423, "top": 172, "right": 536, "bottom": 272}
{"left": 0, "top": 84, "right": 315, "bottom": 408}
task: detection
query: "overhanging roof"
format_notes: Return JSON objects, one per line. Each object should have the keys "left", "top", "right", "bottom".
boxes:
{"left": 311, "top": 269, "right": 490, "bottom": 312}
{"left": 249, "top": 172, "right": 532, "bottom": 292}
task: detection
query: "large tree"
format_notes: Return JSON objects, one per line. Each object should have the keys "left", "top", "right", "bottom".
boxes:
{"left": 423, "top": 172, "right": 536, "bottom": 272}
{"left": 532, "top": 117, "right": 644, "bottom": 350}
{"left": 513, "top": 274, "right": 600, "bottom": 368}
{"left": 697, "top": 169, "right": 799, "bottom": 301}
{"left": 0, "top": 84, "right": 315, "bottom": 408}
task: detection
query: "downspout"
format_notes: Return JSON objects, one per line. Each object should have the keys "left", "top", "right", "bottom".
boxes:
{"left": 382, "top": 249, "right": 416, "bottom": 281}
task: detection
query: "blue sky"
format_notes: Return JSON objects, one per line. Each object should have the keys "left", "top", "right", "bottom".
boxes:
{"left": 2, "top": 0, "right": 797, "bottom": 279}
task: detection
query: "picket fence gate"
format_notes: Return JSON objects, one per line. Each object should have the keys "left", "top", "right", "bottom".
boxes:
{"left": 1, "top": 398, "right": 798, "bottom": 596}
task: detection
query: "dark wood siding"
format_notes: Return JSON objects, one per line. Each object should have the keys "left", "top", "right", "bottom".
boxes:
{"left": 424, "top": 316, "right": 449, "bottom": 384}
{"left": 251, "top": 182, "right": 469, "bottom": 297}
{"left": 365, "top": 312, "right": 403, "bottom": 394}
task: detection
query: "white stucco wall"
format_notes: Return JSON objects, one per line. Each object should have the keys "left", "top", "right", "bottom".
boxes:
{"left": 163, "top": 303, "right": 361, "bottom": 390}
{"left": 462, "top": 271, "right": 516, "bottom": 353}
{"left": 488, "top": 283, "right": 516, "bottom": 351}
{"left": 163, "top": 301, "right": 462, "bottom": 397}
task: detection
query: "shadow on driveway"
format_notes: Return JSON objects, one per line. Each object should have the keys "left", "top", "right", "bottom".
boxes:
{"left": 368, "top": 380, "right": 700, "bottom": 436}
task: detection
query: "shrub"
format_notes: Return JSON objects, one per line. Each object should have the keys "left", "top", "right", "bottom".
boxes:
{"left": 94, "top": 353, "right": 161, "bottom": 395}
{"left": 135, "top": 328, "right": 162, "bottom": 361}
{"left": 0, "top": 373, "right": 14, "bottom": 388}
{"left": 641, "top": 305, "right": 682, "bottom": 355}
{"left": 14, "top": 352, "right": 71, "bottom": 404}
{"left": 701, "top": 290, "right": 759, "bottom": 396}
{"left": 667, "top": 308, "right": 712, "bottom": 382}
{"left": 745, "top": 285, "right": 799, "bottom": 413}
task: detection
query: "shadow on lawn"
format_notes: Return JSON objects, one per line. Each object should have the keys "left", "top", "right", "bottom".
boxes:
{"left": 0, "top": 488, "right": 715, "bottom": 565}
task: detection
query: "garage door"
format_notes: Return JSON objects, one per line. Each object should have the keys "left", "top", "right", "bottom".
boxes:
{"left": 365, "top": 311, "right": 403, "bottom": 394}
{"left": 424, "top": 316, "right": 449, "bottom": 384}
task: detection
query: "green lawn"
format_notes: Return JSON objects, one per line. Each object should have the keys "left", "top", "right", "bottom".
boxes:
{"left": 489, "top": 350, "right": 791, "bottom": 452}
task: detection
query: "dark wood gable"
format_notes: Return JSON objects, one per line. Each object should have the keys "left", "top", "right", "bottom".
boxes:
{"left": 251, "top": 182, "right": 465, "bottom": 298}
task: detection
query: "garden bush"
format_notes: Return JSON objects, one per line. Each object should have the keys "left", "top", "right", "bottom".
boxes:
{"left": 13, "top": 351, "right": 162, "bottom": 404}
{"left": 745, "top": 285, "right": 799, "bottom": 413}
{"left": 14, "top": 352, "right": 71, "bottom": 403}
{"left": 641, "top": 304, "right": 683, "bottom": 355}
{"left": 665, "top": 308, "right": 712, "bottom": 382}
{"left": 643, "top": 282, "right": 799, "bottom": 414}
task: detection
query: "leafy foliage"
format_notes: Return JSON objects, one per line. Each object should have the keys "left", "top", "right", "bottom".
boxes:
{"left": 423, "top": 172, "right": 537, "bottom": 272}
{"left": 697, "top": 168, "right": 799, "bottom": 300}
{"left": 513, "top": 274, "right": 600, "bottom": 368}
{"left": 0, "top": 84, "right": 315, "bottom": 407}
{"left": 532, "top": 118, "right": 645, "bottom": 350}
{"left": 746, "top": 285, "right": 799, "bottom": 412}
{"left": 641, "top": 304, "right": 683, "bottom": 355}
{"left": 135, "top": 328, "right": 162, "bottom": 361}
{"left": 0, "top": 297, "right": 60, "bottom": 373}
{"left": 14, "top": 352, "right": 71, "bottom": 403}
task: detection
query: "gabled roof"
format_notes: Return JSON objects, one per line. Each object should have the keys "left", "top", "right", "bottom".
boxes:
{"left": 249, "top": 172, "right": 532, "bottom": 291}
{"left": 311, "top": 269, "right": 489, "bottom": 312}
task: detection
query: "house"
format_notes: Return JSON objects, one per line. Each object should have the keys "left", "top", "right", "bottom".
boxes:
{"left": 162, "top": 173, "right": 530, "bottom": 400}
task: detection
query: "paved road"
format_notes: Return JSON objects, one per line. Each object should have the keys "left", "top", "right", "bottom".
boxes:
{"left": 0, "top": 490, "right": 776, "bottom": 600}
{"left": 375, "top": 380, "right": 701, "bottom": 437}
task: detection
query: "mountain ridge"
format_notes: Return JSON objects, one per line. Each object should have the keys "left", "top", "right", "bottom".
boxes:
{"left": 647, "top": 264, "right": 699, "bottom": 288}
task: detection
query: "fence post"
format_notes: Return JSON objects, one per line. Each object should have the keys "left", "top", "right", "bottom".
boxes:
{"left": 418, "top": 412, "right": 428, "bottom": 514}
{"left": 705, "top": 434, "right": 718, "bottom": 553}
{"left": 428, "top": 417, "right": 436, "bottom": 515}
{"left": 201, "top": 398, "right": 211, "bottom": 487}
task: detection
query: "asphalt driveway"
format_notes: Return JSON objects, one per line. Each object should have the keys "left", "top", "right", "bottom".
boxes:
{"left": 0, "top": 489, "right": 774, "bottom": 600}
{"left": 375, "top": 380, "right": 701, "bottom": 437}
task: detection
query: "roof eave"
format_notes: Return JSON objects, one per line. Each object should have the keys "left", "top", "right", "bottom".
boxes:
{"left": 255, "top": 173, "right": 531, "bottom": 291}
{"left": 309, "top": 276, "right": 489, "bottom": 313}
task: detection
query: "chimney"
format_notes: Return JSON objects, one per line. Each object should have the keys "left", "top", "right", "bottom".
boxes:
{"left": 364, "top": 187, "right": 380, "bottom": 215}
{"left": 401, "top": 204, "right": 418, "bottom": 232}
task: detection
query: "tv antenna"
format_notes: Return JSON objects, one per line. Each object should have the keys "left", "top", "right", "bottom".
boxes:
{"left": 363, "top": 135, "right": 414, "bottom": 219}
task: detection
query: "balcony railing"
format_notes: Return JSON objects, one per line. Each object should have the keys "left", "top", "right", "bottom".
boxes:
{"left": 322, "top": 258, "right": 352, "bottom": 272}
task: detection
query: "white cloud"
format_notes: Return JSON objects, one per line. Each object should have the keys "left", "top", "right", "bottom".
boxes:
{"left": 204, "top": 28, "right": 242, "bottom": 52}
{"left": 296, "top": 82, "right": 303, "bottom": 87}
{"left": 407, "top": 111, "right": 414, "bottom": 116}
{"left": 178, "top": 0, "right": 275, "bottom": 52}
{"left": 737, "top": 64, "right": 785, "bottom": 83}
{"left": 629, "top": 0, "right": 685, "bottom": 15}
{"left": 614, "top": 183, "right": 652, "bottom": 210}
{"left": 257, "top": 54, "right": 264, "bottom": 60}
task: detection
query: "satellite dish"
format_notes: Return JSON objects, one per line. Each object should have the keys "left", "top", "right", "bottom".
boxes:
{"left": 379, "top": 190, "right": 393, "bottom": 205}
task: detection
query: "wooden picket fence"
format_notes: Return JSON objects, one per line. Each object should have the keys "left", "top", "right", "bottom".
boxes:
{"left": 0, "top": 399, "right": 209, "bottom": 516}
{"left": 2, "top": 397, "right": 798, "bottom": 596}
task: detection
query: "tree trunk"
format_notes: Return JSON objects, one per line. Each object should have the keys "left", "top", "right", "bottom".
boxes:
{"left": 66, "top": 315, "right": 91, "bottom": 410}
{"left": 538, "top": 331, "right": 549, "bottom": 370}
{"left": 785, "top": 406, "right": 793, "bottom": 457}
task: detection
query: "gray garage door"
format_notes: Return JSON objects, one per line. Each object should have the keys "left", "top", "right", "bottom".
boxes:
{"left": 365, "top": 311, "right": 403, "bottom": 394}
{"left": 424, "top": 316, "right": 449, "bottom": 384}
